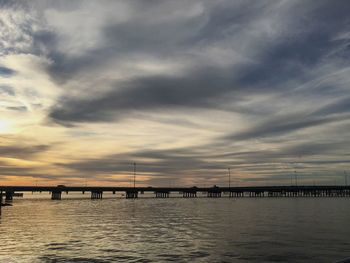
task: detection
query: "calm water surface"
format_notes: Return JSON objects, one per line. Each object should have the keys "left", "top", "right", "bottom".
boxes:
{"left": 1, "top": 194, "right": 350, "bottom": 262}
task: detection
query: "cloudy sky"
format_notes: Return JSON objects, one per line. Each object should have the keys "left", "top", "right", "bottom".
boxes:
{"left": 0, "top": 0, "right": 350, "bottom": 187}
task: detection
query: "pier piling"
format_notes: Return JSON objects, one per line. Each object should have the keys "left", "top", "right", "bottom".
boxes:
{"left": 155, "top": 191, "right": 169, "bottom": 198}
{"left": 207, "top": 191, "right": 221, "bottom": 198}
{"left": 51, "top": 191, "right": 62, "bottom": 200}
{"left": 126, "top": 190, "right": 138, "bottom": 199}
{"left": 91, "top": 191, "right": 103, "bottom": 199}
{"left": 183, "top": 191, "right": 197, "bottom": 198}
{"left": 5, "top": 191, "right": 14, "bottom": 201}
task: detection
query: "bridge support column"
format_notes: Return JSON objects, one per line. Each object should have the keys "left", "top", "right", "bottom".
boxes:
{"left": 208, "top": 191, "right": 221, "bottom": 198}
{"left": 126, "top": 190, "right": 138, "bottom": 199}
{"left": 230, "top": 191, "right": 243, "bottom": 197}
{"left": 156, "top": 192, "right": 169, "bottom": 198}
{"left": 250, "top": 191, "right": 264, "bottom": 197}
{"left": 5, "top": 191, "right": 14, "bottom": 201}
{"left": 253, "top": 191, "right": 264, "bottom": 197}
{"left": 51, "top": 191, "right": 62, "bottom": 200}
{"left": 183, "top": 192, "right": 196, "bottom": 198}
{"left": 91, "top": 191, "right": 103, "bottom": 199}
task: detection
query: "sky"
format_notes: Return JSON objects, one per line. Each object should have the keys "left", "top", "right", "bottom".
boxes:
{"left": 0, "top": 0, "right": 350, "bottom": 187}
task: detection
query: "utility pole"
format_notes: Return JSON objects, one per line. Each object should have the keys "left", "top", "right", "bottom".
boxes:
{"left": 133, "top": 162, "right": 136, "bottom": 189}
{"left": 228, "top": 168, "right": 231, "bottom": 189}
{"left": 295, "top": 156, "right": 302, "bottom": 186}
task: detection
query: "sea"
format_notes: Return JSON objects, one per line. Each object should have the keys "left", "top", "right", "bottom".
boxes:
{"left": 1, "top": 193, "right": 350, "bottom": 263}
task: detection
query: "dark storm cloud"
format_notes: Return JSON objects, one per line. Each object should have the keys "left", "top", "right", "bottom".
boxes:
{"left": 57, "top": 148, "right": 211, "bottom": 175}
{"left": 48, "top": 66, "right": 240, "bottom": 123}
{"left": 0, "top": 144, "right": 50, "bottom": 158}
{"left": 45, "top": 0, "right": 350, "bottom": 125}
{"left": 311, "top": 97, "right": 350, "bottom": 116}
{"left": 278, "top": 141, "right": 349, "bottom": 157}
{"left": 222, "top": 137, "right": 350, "bottom": 164}
{"left": 6, "top": 106, "right": 27, "bottom": 111}
{"left": 0, "top": 164, "right": 38, "bottom": 177}
{"left": 0, "top": 160, "right": 76, "bottom": 180}
{"left": 226, "top": 114, "right": 348, "bottom": 141}
{"left": 43, "top": 1, "right": 261, "bottom": 82}
{"left": 227, "top": 1, "right": 350, "bottom": 91}
{"left": 0, "top": 66, "right": 16, "bottom": 77}
{"left": 225, "top": 94, "right": 350, "bottom": 141}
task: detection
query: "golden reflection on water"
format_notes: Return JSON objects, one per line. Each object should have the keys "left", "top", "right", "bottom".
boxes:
{"left": 1, "top": 194, "right": 350, "bottom": 262}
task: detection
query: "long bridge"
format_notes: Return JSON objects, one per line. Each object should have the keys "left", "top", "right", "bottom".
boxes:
{"left": 1, "top": 185, "right": 350, "bottom": 202}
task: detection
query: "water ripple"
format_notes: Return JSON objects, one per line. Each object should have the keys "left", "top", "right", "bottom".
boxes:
{"left": 1, "top": 197, "right": 350, "bottom": 262}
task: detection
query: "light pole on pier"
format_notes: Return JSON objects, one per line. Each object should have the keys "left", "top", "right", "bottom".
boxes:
{"left": 133, "top": 162, "right": 136, "bottom": 189}
{"left": 345, "top": 171, "right": 348, "bottom": 186}
{"left": 228, "top": 168, "right": 231, "bottom": 189}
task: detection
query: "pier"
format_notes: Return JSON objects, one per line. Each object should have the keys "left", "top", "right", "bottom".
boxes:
{"left": 1, "top": 185, "right": 350, "bottom": 201}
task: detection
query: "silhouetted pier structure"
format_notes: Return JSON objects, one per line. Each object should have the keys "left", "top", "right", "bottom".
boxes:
{"left": 51, "top": 190, "right": 62, "bottom": 200}
{"left": 183, "top": 189, "right": 197, "bottom": 198}
{"left": 155, "top": 190, "right": 170, "bottom": 198}
{"left": 126, "top": 189, "right": 138, "bottom": 199}
{"left": 91, "top": 190, "right": 103, "bottom": 199}
{"left": 2, "top": 185, "right": 350, "bottom": 201}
